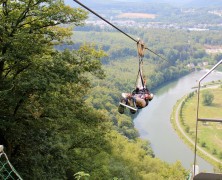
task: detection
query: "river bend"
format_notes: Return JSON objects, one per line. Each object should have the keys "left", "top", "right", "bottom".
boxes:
{"left": 134, "top": 70, "right": 222, "bottom": 172}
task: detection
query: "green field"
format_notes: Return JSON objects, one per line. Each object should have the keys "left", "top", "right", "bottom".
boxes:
{"left": 181, "top": 87, "right": 222, "bottom": 164}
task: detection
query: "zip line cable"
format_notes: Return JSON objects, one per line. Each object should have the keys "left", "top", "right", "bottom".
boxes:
{"left": 73, "top": 0, "right": 136, "bottom": 42}
{"left": 73, "top": 0, "right": 167, "bottom": 61}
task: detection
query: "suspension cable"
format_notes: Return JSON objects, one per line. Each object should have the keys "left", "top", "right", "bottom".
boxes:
{"left": 73, "top": 0, "right": 167, "bottom": 61}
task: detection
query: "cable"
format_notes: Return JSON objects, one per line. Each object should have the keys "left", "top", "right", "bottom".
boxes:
{"left": 73, "top": 0, "right": 167, "bottom": 61}
{"left": 144, "top": 47, "right": 167, "bottom": 61}
{"left": 73, "top": 0, "right": 137, "bottom": 42}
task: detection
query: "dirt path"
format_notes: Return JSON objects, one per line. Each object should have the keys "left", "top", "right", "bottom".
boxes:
{"left": 175, "top": 99, "right": 222, "bottom": 165}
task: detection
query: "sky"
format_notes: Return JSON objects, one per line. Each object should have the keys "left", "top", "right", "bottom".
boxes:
{"left": 67, "top": 0, "right": 222, "bottom": 8}
{"left": 66, "top": 0, "right": 193, "bottom": 6}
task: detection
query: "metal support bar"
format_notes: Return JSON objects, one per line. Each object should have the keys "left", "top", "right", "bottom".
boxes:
{"left": 199, "top": 60, "right": 222, "bottom": 82}
{"left": 193, "top": 59, "right": 222, "bottom": 176}
{"left": 198, "top": 118, "right": 222, "bottom": 123}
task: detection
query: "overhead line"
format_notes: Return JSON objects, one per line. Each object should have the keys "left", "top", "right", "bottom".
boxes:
{"left": 73, "top": 0, "right": 167, "bottom": 61}
{"left": 144, "top": 47, "right": 167, "bottom": 61}
{"left": 73, "top": 0, "right": 137, "bottom": 42}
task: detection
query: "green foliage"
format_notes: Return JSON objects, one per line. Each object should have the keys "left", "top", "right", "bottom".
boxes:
{"left": 0, "top": 0, "right": 87, "bottom": 90}
{"left": 180, "top": 88, "right": 222, "bottom": 167}
{"left": 0, "top": 46, "right": 109, "bottom": 178}
{"left": 219, "top": 152, "right": 222, "bottom": 160}
{"left": 201, "top": 141, "right": 206, "bottom": 148}
{"left": 0, "top": 1, "right": 188, "bottom": 179}
{"left": 212, "top": 148, "right": 217, "bottom": 155}
{"left": 185, "top": 126, "right": 190, "bottom": 133}
{"left": 0, "top": 1, "right": 110, "bottom": 178}
{"left": 74, "top": 171, "right": 90, "bottom": 180}
{"left": 188, "top": 92, "right": 195, "bottom": 98}
{"left": 202, "top": 90, "right": 214, "bottom": 106}
{"left": 214, "top": 163, "right": 222, "bottom": 173}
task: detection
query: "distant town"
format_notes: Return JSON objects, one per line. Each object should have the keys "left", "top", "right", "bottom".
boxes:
{"left": 85, "top": 9, "right": 222, "bottom": 31}
{"left": 85, "top": 19, "right": 222, "bottom": 31}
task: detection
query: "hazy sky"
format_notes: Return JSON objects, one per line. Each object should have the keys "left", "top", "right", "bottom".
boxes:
{"left": 66, "top": 0, "right": 222, "bottom": 8}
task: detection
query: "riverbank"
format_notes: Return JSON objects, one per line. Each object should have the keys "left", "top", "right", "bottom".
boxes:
{"left": 134, "top": 70, "right": 220, "bottom": 171}
{"left": 171, "top": 85, "right": 222, "bottom": 171}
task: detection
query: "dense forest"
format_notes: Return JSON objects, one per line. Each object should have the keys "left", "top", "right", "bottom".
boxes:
{"left": 59, "top": 26, "right": 222, "bottom": 89}
{"left": 1, "top": 0, "right": 222, "bottom": 179}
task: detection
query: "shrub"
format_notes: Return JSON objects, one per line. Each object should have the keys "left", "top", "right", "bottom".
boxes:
{"left": 202, "top": 91, "right": 214, "bottom": 106}
{"left": 201, "top": 141, "right": 206, "bottom": 148}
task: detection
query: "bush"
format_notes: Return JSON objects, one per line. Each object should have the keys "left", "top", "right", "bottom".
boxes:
{"left": 202, "top": 91, "right": 214, "bottom": 106}
{"left": 212, "top": 148, "right": 217, "bottom": 155}
{"left": 201, "top": 141, "right": 206, "bottom": 148}
{"left": 219, "top": 152, "right": 222, "bottom": 159}
{"left": 185, "top": 126, "right": 190, "bottom": 133}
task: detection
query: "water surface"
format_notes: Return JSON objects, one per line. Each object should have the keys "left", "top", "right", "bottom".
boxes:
{"left": 134, "top": 70, "right": 222, "bottom": 172}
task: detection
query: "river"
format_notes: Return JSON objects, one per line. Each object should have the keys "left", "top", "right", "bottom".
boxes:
{"left": 134, "top": 70, "right": 222, "bottom": 172}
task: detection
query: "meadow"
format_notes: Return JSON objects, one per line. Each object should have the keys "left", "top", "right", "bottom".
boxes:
{"left": 181, "top": 87, "right": 222, "bottom": 164}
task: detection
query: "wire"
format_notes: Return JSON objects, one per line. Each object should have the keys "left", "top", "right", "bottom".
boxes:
{"left": 73, "top": 0, "right": 137, "bottom": 42}
{"left": 73, "top": 0, "right": 167, "bottom": 61}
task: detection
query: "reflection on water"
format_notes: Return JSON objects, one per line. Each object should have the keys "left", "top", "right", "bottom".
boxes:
{"left": 134, "top": 70, "right": 222, "bottom": 171}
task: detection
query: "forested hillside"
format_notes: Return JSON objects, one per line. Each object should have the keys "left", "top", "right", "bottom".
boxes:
{"left": 1, "top": 0, "right": 222, "bottom": 179}
{"left": 59, "top": 26, "right": 222, "bottom": 90}
{"left": 0, "top": 1, "right": 190, "bottom": 179}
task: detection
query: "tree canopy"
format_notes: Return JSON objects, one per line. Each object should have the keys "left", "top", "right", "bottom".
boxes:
{"left": 0, "top": 1, "right": 188, "bottom": 179}
{"left": 202, "top": 90, "right": 214, "bottom": 106}
{"left": 0, "top": 0, "right": 87, "bottom": 90}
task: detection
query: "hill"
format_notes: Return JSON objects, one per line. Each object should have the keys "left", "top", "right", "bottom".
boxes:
{"left": 66, "top": 0, "right": 222, "bottom": 8}
{"left": 67, "top": 0, "right": 222, "bottom": 31}
{"left": 183, "top": 0, "right": 222, "bottom": 7}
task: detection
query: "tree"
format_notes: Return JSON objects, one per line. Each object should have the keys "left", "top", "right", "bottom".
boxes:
{"left": 0, "top": 1, "right": 110, "bottom": 178}
{"left": 0, "top": 0, "right": 87, "bottom": 148}
{"left": 0, "top": 44, "right": 108, "bottom": 178}
{"left": 74, "top": 171, "right": 90, "bottom": 180}
{"left": 0, "top": 2, "right": 189, "bottom": 179}
{"left": 202, "top": 90, "right": 214, "bottom": 106}
{"left": 0, "top": 0, "right": 87, "bottom": 90}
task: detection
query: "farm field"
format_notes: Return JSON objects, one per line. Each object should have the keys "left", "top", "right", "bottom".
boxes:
{"left": 117, "top": 13, "right": 156, "bottom": 19}
{"left": 205, "top": 45, "right": 222, "bottom": 54}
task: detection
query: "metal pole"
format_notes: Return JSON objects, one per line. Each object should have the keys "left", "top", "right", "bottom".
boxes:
{"left": 194, "top": 80, "right": 200, "bottom": 176}
{"left": 193, "top": 59, "right": 222, "bottom": 176}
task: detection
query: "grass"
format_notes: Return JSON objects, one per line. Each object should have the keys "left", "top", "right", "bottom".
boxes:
{"left": 184, "top": 88, "right": 222, "bottom": 159}
{"left": 171, "top": 86, "right": 222, "bottom": 169}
